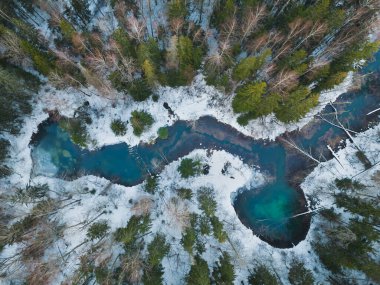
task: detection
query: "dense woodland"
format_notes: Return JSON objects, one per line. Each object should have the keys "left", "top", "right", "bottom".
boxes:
{"left": 0, "top": 0, "right": 378, "bottom": 173}
{"left": 0, "top": 0, "right": 380, "bottom": 284}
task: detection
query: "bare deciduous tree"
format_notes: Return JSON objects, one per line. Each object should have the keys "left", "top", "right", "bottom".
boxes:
{"left": 165, "top": 35, "right": 179, "bottom": 69}
{"left": 132, "top": 197, "right": 154, "bottom": 216}
{"left": 166, "top": 197, "right": 190, "bottom": 230}
{"left": 247, "top": 33, "right": 269, "bottom": 54}
{"left": 127, "top": 15, "right": 146, "bottom": 42}
{"left": 292, "top": 20, "right": 328, "bottom": 51}
{"left": 240, "top": 4, "right": 267, "bottom": 43}
{"left": 220, "top": 17, "right": 237, "bottom": 44}
{"left": 119, "top": 252, "right": 146, "bottom": 284}
{"left": 0, "top": 32, "right": 32, "bottom": 68}
{"left": 269, "top": 69, "right": 299, "bottom": 94}
{"left": 170, "top": 18, "right": 184, "bottom": 35}
{"left": 85, "top": 49, "right": 111, "bottom": 77}
{"left": 272, "top": 18, "right": 311, "bottom": 61}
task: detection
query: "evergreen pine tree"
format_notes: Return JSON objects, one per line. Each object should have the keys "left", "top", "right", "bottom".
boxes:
{"left": 142, "top": 59, "right": 158, "bottom": 86}
{"left": 66, "top": 0, "right": 92, "bottom": 28}
{"left": 186, "top": 255, "right": 210, "bottom": 285}
{"left": 232, "top": 50, "right": 271, "bottom": 81}
{"left": 288, "top": 260, "right": 315, "bottom": 285}
{"left": 212, "top": 252, "right": 235, "bottom": 285}
{"left": 275, "top": 86, "right": 319, "bottom": 123}
{"left": 146, "top": 234, "right": 170, "bottom": 266}
{"left": 232, "top": 82, "right": 267, "bottom": 113}
{"left": 142, "top": 264, "right": 165, "bottom": 285}
{"left": 248, "top": 265, "right": 279, "bottom": 285}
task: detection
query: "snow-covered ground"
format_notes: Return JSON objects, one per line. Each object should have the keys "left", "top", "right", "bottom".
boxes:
{"left": 0, "top": 69, "right": 353, "bottom": 190}
{"left": 1, "top": 61, "right": 377, "bottom": 285}
{"left": 0, "top": 149, "right": 319, "bottom": 284}
{"left": 2, "top": 116, "right": 379, "bottom": 284}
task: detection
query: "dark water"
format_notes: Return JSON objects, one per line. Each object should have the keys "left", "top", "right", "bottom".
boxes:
{"left": 30, "top": 51, "right": 380, "bottom": 248}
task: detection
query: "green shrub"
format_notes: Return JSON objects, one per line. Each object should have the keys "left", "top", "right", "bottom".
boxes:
{"left": 168, "top": 0, "right": 188, "bottom": 20}
{"left": 59, "top": 118, "right": 88, "bottom": 147}
{"left": 232, "top": 82, "right": 267, "bottom": 114}
{"left": 212, "top": 252, "right": 235, "bottom": 285}
{"left": 87, "top": 221, "right": 109, "bottom": 240}
{"left": 279, "top": 49, "right": 308, "bottom": 75}
{"left": 146, "top": 234, "right": 170, "bottom": 266}
{"left": 335, "top": 194, "right": 380, "bottom": 221}
{"left": 319, "top": 208, "right": 341, "bottom": 223}
{"left": 131, "top": 110, "right": 154, "bottom": 136}
{"left": 109, "top": 76, "right": 152, "bottom": 102}
{"left": 232, "top": 50, "right": 271, "bottom": 81}
{"left": 137, "top": 39, "right": 162, "bottom": 67}
{"left": 0, "top": 139, "right": 11, "bottom": 178}
{"left": 205, "top": 72, "right": 232, "bottom": 93}
{"left": 177, "top": 188, "right": 193, "bottom": 200}
{"left": 20, "top": 41, "right": 55, "bottom": 75}
{"left": 178, "top": 158, "right": 202, "bottom": 178}
{"left": 59, "top": 19, "right": 76, "bottom": 42}
{"left": 94, "top": 266, "right": 109, "bottom": 283}
{"left": 159, "top": 69, "right": 187, "bottom": 87}
{"left": 112, "top": 28, "right": 136, "bottom": 58}
{"left": 110, "top": 119, "right": 127, "bottom": 136}
{"left": 152, "top": 94, "right": 159, "bottom": 102}
{"left": 356, "top": 150, "right": 372, "bottom": 169}
{"left": 127, "top": 79, "right": 152, "bottom": 101}
{"left": 157, "top": 126, "right": 169, "bottom": 139}
{"left": 197, "top": 187, "right": 217, "bottom": 217}
{"left": 288, "top": 260, "right": 314, "bottom": 285}
{"left": 181, "top": 225, "right": 196, "bottom": 254}
{"left": 177, "top": 36, "right": 203, "bottom": 70}
{"left": 186, "top": 255, "right": 210, "bottom": 285}
{"left": 210, "top": 216, "right": 227, "bottom": 243}
{"left": 335, "top": 178, "right": 365, "bottom": 190}
{"left": 108, "top": 70, "right": 128, "bottom": 92}
{"left": 210, "top": 0, "right": 235, "bottom": 28}
{"left": 142, "top": 264, "right": 165, "bottom": 285}
{"left": 181, "top": 214, "right": 197, "bottom": 254}
{"left": 145, "top": 175, "right": 158, "bottom": 194}
{"left": 114, "top": 215, "right": 151, "bottom": 250}
{"left": 199, "top": 215, "right": 211, "bottom": 235}
{"left": 275, "top": 86, "right": 319, "bottom": 123}
{"left": 248, "top": 265, "right": 279, "bottom": 285}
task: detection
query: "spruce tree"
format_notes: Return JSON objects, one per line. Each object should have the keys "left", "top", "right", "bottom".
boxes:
{"left": 142, "top": 264, "right": 165, "bottom": 285}
{"left": 66, "top": 0, "right": 92, "bottom": 28}
{"left": 177, "top": 36, "right": 202, "bottom": 70}
{"left": 232, "top": 50, "right": 271, "bottom": 81}
{"left": 142, "top": 59, "right": 158, "bottom": 86}
{"left": 288, "top": 260, "right": 315, "bottom": 285}
{"left": 232, "top": 82, "right": 267, "bottom": 113}
{"left": 275, "top": 86, "right": 319, "bottom": 123}
{"left": 131, "top": 110, "right": 154, "bottom": 136}
{"left": 212, "top": 252, "right": 235, "bottom": 285}
{"left": 186, "top": 255, "right": 210, "bottom": 285}
{"left": 197, "top": 187, "right": 217, "bottom": 217}
{"left": 248, "top": 265, "right": 279, "bottom": 285}
{"left": 146, "top": 234, "right": 170, "bottom": 266}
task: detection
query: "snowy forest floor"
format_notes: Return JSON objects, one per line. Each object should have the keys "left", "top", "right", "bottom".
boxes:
{"left": 1, "top": 72, "right": 379, "bottom": 284}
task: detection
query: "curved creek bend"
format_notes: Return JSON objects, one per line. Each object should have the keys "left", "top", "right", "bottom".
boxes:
{"left": 30, "top": 52, "right": 380, "bottom": 248}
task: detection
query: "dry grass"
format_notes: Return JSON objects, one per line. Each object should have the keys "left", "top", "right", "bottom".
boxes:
{"left": 26, "top": 260, "right": 60, "bottom": 285}
{"left": 166, "top": 197, "right": 191, "bottom": 230}
{"left": 119, "top": 251, "right": 145, "bottom": 284}
{"left": 132, "top": 197, "right": 153, "bottom": 216}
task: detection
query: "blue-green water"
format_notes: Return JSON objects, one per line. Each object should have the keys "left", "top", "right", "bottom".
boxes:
{"left": 31, "top": 52, "right": 380, "bottom": 248}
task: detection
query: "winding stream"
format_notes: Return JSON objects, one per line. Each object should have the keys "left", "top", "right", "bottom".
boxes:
{"left": 30, "top": 51, "right": 380, "bottom": 248}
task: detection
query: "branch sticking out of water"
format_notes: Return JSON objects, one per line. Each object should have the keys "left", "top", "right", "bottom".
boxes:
{"left": 279, "top": 137, "right": 321, "bottom": 164}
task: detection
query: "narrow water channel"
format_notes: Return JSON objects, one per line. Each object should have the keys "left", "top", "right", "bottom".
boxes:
{"left": 30, "top": 51, "right": 380, "bottom": 248}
